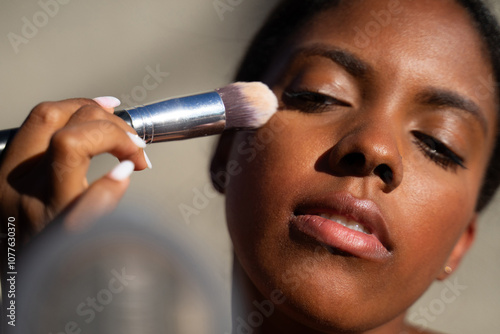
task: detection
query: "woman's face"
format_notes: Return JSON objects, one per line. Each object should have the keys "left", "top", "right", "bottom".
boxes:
{"left": 218, "top": 0, "right": 498, "bottom": 331}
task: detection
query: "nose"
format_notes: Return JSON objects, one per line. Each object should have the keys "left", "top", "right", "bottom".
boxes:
{"left": 328, "top": 121, "right": 403, "bottom": 192}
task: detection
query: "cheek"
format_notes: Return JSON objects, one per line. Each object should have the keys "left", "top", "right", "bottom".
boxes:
{"left": 393, "top": 166, "right": 477, "bottom": 274}
{"left": 223, "top": 112, "right": 325, "bottom": 266}
{"left": 224, "top": 113, "right": 309, "bottom": 224}
{"left": 224, "top": 111, "right": 341, "bottom": 221}
{"left": 223, "top": 115, "right": 301, "bottom": 290}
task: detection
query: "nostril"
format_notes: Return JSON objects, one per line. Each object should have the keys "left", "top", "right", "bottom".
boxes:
{"left": 341, "top": 152, "right": 366, "bottom": 167}
{"left": 374, "top": 164, "right": 393, "bottom": 184}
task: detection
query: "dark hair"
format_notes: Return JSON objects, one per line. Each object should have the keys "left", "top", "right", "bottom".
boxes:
{"left": 235, "top": 0, "right": 500, "bottom": 211}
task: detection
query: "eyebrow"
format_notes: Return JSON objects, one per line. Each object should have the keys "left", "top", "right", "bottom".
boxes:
{"left": 416, "top": 88, "right": 488, "bottom": 136}
{"left": 294, "top": 44, "right": 373, "bottom": 78}
{"left": 293, "top": 44, "right": 489, "bottom": 136}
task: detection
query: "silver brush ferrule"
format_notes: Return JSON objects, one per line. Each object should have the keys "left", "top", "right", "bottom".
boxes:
{"left": 122, "top": 91, "right": 226, "bottom": 143}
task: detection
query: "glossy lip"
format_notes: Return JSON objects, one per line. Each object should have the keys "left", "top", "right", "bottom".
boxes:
{"left": 291, "top": 192, "right": 392, "bottom": 262}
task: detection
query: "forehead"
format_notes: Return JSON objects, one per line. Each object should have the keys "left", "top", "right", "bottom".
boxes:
{"left": 283, "top": 0, "right": 497, "bottom": 133}
{"left": 299, "top": 0, "right": 488, "bottom": 67}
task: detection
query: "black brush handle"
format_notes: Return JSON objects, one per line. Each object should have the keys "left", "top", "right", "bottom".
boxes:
{"left": 0, "top": 128, "right": 19, "bottom": 156}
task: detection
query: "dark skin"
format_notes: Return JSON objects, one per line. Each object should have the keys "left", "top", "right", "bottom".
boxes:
{"left": 0, "top": 0, "right": 497, "bottom": 333}
{"left": 212, "top": 0, "right": 498, "bottom": 333}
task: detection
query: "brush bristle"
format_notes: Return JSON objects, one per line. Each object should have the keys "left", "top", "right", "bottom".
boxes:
{"left": 216, "top": 82, "right": 278, "bottom": 129}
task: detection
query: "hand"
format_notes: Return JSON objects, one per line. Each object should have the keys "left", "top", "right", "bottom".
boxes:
{"left": 0, "top": 97, "right": 151, "bottom": 243}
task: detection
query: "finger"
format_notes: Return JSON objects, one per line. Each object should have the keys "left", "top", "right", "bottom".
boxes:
{"left": 62, "top": 160, "right": 134, "bottom": 232}
{"left": 88, "top": 98, "right": 153, "bottom": 170}
{"left": 45, "top": 121, "right": 150, "bottom": 207}
{"left": 3, "top": 98, "right": 106, "bottom": 170}
{"left": 65, "top": 103, "right": 136, "bottom": 136}
{"left": 93, "top": 96, "right": 121, "bottom": 114}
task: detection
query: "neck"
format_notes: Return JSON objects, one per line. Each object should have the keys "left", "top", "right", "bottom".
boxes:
{"left": 230, "top": 257, "right": 421, "bottom": 334}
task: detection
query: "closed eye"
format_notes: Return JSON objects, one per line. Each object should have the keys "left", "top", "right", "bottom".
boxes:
{"left": 412, "top": 131, "right": 466, "bottom": 171}
{"left": 282, "top": 90, "right": 351, "bottom": 113}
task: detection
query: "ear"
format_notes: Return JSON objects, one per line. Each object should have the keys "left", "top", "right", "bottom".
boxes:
{"left": 437, "top": 214, "right": 477, "bottom": 280}
{"left": 210, "top": 132, "right": 236, "bottom": 194}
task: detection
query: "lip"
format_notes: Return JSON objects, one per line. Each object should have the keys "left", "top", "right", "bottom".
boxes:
{"left": 291, "top": 192, "right": 392, "bottom": 262}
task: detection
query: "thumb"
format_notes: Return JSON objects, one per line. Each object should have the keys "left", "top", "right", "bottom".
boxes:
{"left": 62, "top": 160, "right": 135, "bottom": 231}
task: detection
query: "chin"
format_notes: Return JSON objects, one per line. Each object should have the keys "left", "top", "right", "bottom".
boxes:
{"left": 233, "top": 239, "right": 414, "bottom": 334}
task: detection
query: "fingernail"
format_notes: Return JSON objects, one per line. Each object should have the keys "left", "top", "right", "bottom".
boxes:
{"left": 126, "top": 132, "right": 147, "bottom": 148}
{"left": 108, "top": 160, "right": 135, "bottom": 181}
{"left": 143, "top": 150, "right": 153, "bottom": 169}
{"left": 93, "top": 96, "right": 121, "bottom": 109}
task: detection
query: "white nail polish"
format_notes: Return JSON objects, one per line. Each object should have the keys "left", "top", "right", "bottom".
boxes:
{"left": 127, "top": 132, "right": 147, "bottom": 148}
{"left": 93, "top": 96, "right": 121, "bottom": 109}
{"left": 144, "top": 150, "right": 153, "bottom": 169}
{"left": 109, "top": 160, "right": 135, "bottom": 181}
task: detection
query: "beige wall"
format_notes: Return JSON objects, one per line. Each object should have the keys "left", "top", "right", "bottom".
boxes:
{"left": 1, "top": 0, "right": 499, "bottom": 332}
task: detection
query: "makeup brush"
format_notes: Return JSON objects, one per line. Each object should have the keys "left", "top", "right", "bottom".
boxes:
{"left": 0, "top": 82, "right": 278, "bottom": 155}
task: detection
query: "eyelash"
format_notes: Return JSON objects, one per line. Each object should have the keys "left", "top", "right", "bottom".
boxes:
{"left": 282, "top": 90, "right": 466, "bottom": 172}
{"left": 412, "top": 131, "right": 466, "bottom": 171}
{"left": 282, "top": 90, "right": 350, "bottom": 113}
